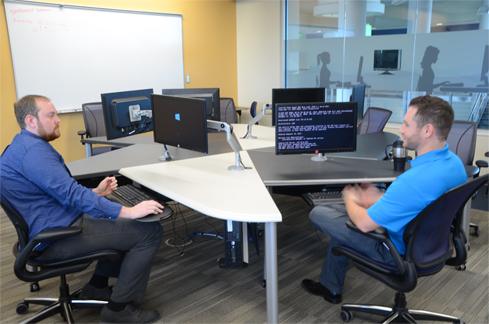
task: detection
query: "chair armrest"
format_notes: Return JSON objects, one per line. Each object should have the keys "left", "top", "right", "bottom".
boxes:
{"left": 475, "top": 160, "right": 488, "bottom": 168}
{"left": 19, "top": 227, "right": 82, "bottom": 262}
{"left": 344, "top": 220, "right": 406, "bottom": 274}
{"left": 78, "top": 130, "right": 86, "bottom": 143}
{"left": 14, "top": 226, "right": 120, "bottom": 283}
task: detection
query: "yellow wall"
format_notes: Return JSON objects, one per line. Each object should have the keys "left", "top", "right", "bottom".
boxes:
{"left": 1, "top": 0, "right": 237, "bottom": 162}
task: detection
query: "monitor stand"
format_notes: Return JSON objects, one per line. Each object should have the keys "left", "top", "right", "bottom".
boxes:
{"left": 207, "top": 120, "right": 246, "bottom": 171}
{"left": 158, "top": 145, "right": 174, "bottom": 162}
{"left": 311, "top": 153, "right": 327, "bottom": 162}
{"left": 243, "top": 104, "right": 271, "bottom": 140}
{"left": 379, "top": 70, "right": 394, "bottom": 75}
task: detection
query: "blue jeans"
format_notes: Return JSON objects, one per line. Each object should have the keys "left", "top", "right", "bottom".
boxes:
{"left": 309, "top": 204, "right": 395, "bottom": 294}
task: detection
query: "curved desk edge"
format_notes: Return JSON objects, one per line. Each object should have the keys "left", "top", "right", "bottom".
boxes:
{"left": 119, "top": 151, "right": 282, "bottom": 223}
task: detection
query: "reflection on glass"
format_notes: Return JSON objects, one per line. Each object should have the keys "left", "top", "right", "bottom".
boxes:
{"left": 416, "top": 46, "right": 449, "bottom": 91}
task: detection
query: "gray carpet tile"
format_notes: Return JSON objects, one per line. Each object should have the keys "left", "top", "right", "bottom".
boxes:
{"left": 1, "top": 194, "right": 487, "bottom": 323}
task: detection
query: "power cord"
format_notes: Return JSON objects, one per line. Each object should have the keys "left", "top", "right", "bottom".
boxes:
{"left": 166, "top": 202, "right": 192, "bottom": 256}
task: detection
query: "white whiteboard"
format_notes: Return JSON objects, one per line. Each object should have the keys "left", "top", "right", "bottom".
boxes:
{"left": 4, "top": 0, "right": 184, "bottom": 113}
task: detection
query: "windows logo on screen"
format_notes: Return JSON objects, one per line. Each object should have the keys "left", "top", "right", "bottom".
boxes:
{"left": 175, "top": 113, "right": 180, "bottom": 121}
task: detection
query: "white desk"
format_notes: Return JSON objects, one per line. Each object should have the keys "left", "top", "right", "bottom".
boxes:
{"left": 233, "top": 124, "right": 276, "bottom": 151}
{"left": 119, "top": 152, "right": 280, "bottom": 223}
{"left": 119, "top": 151, "right": 282, "bottom": 323}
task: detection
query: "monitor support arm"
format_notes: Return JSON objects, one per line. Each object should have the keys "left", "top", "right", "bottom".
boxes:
{"left": 207, "top": 120, "right": 246, "bottom": 171}
{"left": 244, "top": 103, "right": 271, "bottom": 139}
{"left": 158, "top": 144, "right": 174, "bottom": 162}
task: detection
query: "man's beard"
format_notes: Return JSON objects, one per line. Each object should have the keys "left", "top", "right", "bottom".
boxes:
{"left": 38, "top": 123, "right": 60, "bottom": 142}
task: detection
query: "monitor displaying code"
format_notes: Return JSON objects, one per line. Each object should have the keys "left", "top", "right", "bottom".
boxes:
{"left": 275, "top": 102, "right": 357, "bottom": 155}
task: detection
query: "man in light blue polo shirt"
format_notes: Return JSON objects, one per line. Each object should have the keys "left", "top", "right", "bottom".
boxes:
{"left": 301, "top": 95, "right": 467, "bottom": 304}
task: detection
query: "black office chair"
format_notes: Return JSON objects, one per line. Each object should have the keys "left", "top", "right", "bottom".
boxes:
{"left": 332, "top": 174, "right": 488, "bottom": 324}
{"left": 357, "top": 107, "right": 392, "bottom": 134}
{"left": 446, "top": 120, "right": 480, "bottom": 236}
{"left": 475, "top": 152, "right": 488, "bottom": 197}
{"left": 250, "top": 101, "right": 258, "bottom": 125}
{"left": 1, "top": 199, "right": 121, "bottom": 324}
{"left": 78, "top": 102, "right": 122, "bottom": 156}
{"left": 219, "top": 97, "right": 238, "bottom": 124}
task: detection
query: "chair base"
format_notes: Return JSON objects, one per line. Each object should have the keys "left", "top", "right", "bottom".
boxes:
{"left": 340, "top": 292, "right": 462, "bottom": 324}
{"left": 17, "top": 288, "right": 107, "bottom": 324}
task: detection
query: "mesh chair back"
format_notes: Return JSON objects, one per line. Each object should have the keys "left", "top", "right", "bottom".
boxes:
{"left": 219, "top": 97, "right": 237, "bottom": 124}
{"left": 357, "top": 107, "right": 392, "bottom": 134}
{"left": 81, "top": 102, "right": 106, "bottom": 138}
{"left": 250, "top": 101, "right": 257, "bottom": 118}
{"left": 404, "top": 174, "right": 488, "bottom": 270}
{"left": 1, "top": 199, "right": 30, "bottom": 252}
{"left": 447, "top": 121, "right": 477, "bottom": 166}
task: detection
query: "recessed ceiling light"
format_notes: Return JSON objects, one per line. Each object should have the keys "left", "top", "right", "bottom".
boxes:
{"left": 436, "top": 23, "right": 443, "bottom": 26}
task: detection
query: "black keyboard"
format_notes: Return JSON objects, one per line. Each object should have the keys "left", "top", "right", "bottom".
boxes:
{"left": 109, "top": 184, "right": 173, "bottom": 222}
{"left": 303, "top": 190, "right": 344, "bottom": 207}
{"left": 111, "top": 184, "right": 157, "bottom": 206}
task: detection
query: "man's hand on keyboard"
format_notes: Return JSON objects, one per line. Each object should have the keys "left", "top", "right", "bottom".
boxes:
{"left": 359, "top": 183, "right": 383, "bottom": 209}
{"left": 93, "top": 176, "right": 118, "bottom": 197}
{"left": 119, "top": 200, "right": 165, "bottom": 219}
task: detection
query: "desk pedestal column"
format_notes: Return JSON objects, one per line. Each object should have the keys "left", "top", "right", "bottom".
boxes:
{"left": 265, "top": 221, "right": 278, "bottom": 323}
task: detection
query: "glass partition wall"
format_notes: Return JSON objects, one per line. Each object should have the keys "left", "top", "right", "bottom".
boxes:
{"left": 285, "top": 0, "right": 489, "bottom": 125}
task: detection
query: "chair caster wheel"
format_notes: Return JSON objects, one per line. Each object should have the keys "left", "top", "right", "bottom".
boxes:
{"left": 473, "top": 227, "right": 480, "bottom": 237}
{"left": 16, "top": 302, "right": 29, "bottom": 315}
{"left": 340, "top": 309, "right": 353, "bottom": 322}
{"left": 457, "top": 264, "right": 466, "bottom": 271}
{"left": 262, "top": 280, "right": 266, "bottom": 288}
{"left": 30, "top": 282, "right": 40, "bottom": 292}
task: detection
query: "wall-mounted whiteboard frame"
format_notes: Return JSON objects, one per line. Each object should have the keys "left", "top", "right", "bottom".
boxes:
{"left": 4, "top": 0, "right": 184, "bottom": 113}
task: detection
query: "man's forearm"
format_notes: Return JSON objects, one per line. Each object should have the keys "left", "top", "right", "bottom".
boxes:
{"left": 344, "top": 199, "right": 379, "bottom": 233}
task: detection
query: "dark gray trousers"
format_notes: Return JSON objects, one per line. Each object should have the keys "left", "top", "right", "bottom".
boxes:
{"left": 37, "top": 214, "right": 163, "bottom": 303}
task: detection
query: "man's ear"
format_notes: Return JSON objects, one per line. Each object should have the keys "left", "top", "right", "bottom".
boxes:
{"left": 424, "top": 123, "right": 435, "bottom": 138}
{"left": 25, "top": 115, "right": 37, "bottom": 129}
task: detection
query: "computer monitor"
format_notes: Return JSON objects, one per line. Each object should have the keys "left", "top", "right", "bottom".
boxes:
{"left": 271, "top": 88, "right": 326, "bottom": 126}
{"left": 480, "top": 45, "right": 488, "bottom": 86}
{"left": 275, "top": 101, "right": 357, "bottom": 159}
{"left": 161, "top": 88, "right": 220, "bottom": 121}
{"left": 151, "top": 94, "right": 208, "bottom": 155}
{"left": 101, "top": 89, "right": 153, "bottom": 140}
{"left": 351, "top": 83, "right": 366, "bottom": 127}
{"left": 373, "top": 49, "right": 402, "bottom": 75}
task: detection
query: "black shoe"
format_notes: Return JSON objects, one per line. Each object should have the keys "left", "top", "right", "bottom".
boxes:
{"left": 100, "top": 302, "right": 160, "bottom": 324}
{"left": 301, "top": 279, "right": 342, "bottom": 304}
{"left": 79, "top": 283, "right": 113, "bottom": 301}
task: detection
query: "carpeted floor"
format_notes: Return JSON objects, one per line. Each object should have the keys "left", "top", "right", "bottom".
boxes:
{"left": 1, "top": 194, "right": 488, "bottom": 323}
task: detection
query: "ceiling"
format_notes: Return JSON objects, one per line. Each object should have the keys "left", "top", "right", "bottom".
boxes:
{"left": 295, "top": 0, "right": 485, "bottom": 29}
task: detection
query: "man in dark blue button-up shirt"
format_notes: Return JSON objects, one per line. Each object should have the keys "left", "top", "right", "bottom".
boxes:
{"left": 1, "top": 95, "right": 164, "bottom": 323}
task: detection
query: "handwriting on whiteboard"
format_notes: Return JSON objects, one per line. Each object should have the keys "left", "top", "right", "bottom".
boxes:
{"left": 9, "top": 7, "right": 69, "bottom": 33}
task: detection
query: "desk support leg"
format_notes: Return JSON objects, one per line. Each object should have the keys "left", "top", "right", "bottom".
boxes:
{"left": 265, "top": 222, "right": 278, "bottom": 324}
{"left": 243, "top": 222, "right": 249, "bottom": 264}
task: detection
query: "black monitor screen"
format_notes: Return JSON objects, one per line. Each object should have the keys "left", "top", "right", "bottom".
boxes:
{"left": 351, "top": 83, "right": 366, "bottom": 126}
{"left": 271, "top": 88, "right": 326, "bottom": 126}
{"left": 101, "top": 89, "right": 153, "bottom": 140}
{"left": 151, "top": 94, "right": 208, "bottom": 154}
{"left": 161, "top": 88, "right": 220, "bottom": 121}
{"left": 373, "top": 49, "right": 401, "bottom": 71}
{"left": 275, "top": 102, "right": 357, "bottom": 155}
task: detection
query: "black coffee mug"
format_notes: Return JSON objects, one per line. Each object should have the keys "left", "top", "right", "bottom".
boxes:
{"left": 393, "top": 156, "right": 406, "bottom": 172}
{"left": 385, "top": 140, "right": 407, "bottom": 171}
